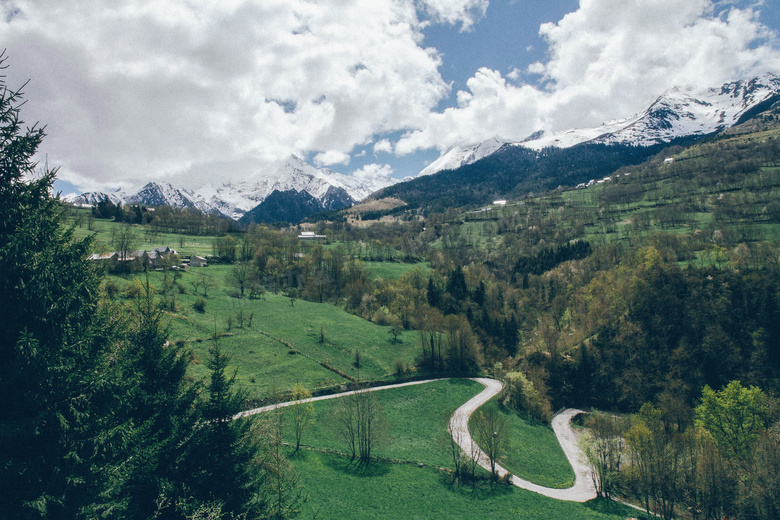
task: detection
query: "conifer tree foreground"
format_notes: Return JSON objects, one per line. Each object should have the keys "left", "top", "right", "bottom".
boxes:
{"left": 0, "top": 54, "right": 296, "bottom": 520}
{"left": 0, "top": 52, "right": 126, "bottom": 518}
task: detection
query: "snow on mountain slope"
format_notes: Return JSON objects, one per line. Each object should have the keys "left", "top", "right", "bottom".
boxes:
{"left": 124, "top": 182, "right": 214, "bottom": 214}
{"left": 518, "top": 115, "right": 644, "bottom": 150}
{"left": 68, "top": 156, "right": 398, "bottom": 220}
{"left": 196, "top": 155, "right": 397, "bottom": 220}
{"left": 68, "top": 191, "right": 123, "bottom": 206}
{"left": 68, "top": 182, "right": 211, "bottom": 213}
{"left": 417, "top": 136, "right": 511, "bottom": 177}
{"left": 593, "top": 74, "right": 780, "bottom": 146}
{"left": 419, "top": 74, "right": 780, "bottom": 175}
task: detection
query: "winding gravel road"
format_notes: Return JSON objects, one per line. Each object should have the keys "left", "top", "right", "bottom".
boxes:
{"left": 235, "top": 377, "right": 596, "bottom": 502}
{"left": 448, "top": 377, "right": 596, "bottom": 502}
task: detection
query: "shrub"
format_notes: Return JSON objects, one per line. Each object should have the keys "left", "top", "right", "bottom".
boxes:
{"left": 103, "top": 279, "right": 120, "bottom": 298}
{"left": 501, "top": 371, "right": 552, "bottom": 422}
{"left": 123, "top": 278, "right": 145, "bottom": 299}
{"left": 193, "top": 298, "right": 207, "bottom": 313}
{"left": 371, "top": 306, "right": 393, "bottom": 326}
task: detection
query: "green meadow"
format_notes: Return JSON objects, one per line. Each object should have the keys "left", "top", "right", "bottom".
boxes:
{"left": 264, "top": 379, "right": 643, "bottom": 520}
{"left": 112, "top": 265, "right": 422, "bottom": 396}
{"left": 474, "top": 399, "right": 575, "bottom": 489}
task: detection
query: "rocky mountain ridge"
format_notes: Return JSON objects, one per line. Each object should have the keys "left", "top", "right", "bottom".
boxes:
{"left": 421, "top": 73, "right": 780, "bottom": 176}
{"left": 68, "top": 155, "right": 397, "bottom": 220}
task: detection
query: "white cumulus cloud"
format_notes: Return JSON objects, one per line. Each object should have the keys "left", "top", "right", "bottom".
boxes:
{"left": 314, "top": 150, "right": 351, "bottom": 167}
{"left": 351, "top": 163, "right": 395, "bottom": 180}
{"left": 417, "top": 0, "right": 489, "bottom": 31}
{"left": 1, "top": 0, "right": 451, "bottom": 190}
{"left": 397, "top": 0, "right": 780, "bottom": 155}
{"left": 373, "top": 138, "right": 394, "bottom": 154}
{"left": 2, "top": 0, "right": 778, "bottom": 189}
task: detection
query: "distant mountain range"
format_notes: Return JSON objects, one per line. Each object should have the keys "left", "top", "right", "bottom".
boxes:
{"left": 419, "top": 73, "right": 780, "bottom": 177}
{"left": 68, "top": 74, "right": 780, "bottom": 222}
{"left": 68, "top": 155, "right": 398, "bottom": 221}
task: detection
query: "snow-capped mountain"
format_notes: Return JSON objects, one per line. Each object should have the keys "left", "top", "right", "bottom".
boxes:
{"left": 590, "top": 73, "right": 780, "bottom": 147}
{"left": 417, "top": 136, "right": 512, "bottom": 177}
{"left": 197, "top": 155, "right": 397, "bottom": 220}
{"left": 419, "top": 73, "right": 780, "bottom": 176}
{"left": 68, "top": 156, "right": 398, "bottom": 220}
{"left": 69, "top": 182, "right": 213, "bottom": 214}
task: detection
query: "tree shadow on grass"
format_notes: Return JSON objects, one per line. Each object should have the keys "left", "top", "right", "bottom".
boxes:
{"left": 286, "top": 449, "right": 311, "bottom": 463}
{"left": 323, "top": 454, "right": 392, "bottom": 478}
{"left": 436, "top": 471, "right": 515, "bottom": 501}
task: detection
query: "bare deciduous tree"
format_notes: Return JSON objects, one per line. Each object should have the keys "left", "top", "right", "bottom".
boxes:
{"left": 197, "top": 270, "right": 215, "bottom": 297}
{"left": 472, "top": 406, "right": 509, "bottom": 481}
{"left": 335, "top": 387, "right": 387, "bottom": 466}
{"left": 111, "top": 224, "right": 136, "bottom": 261}
{"left": 290, "top": 383, "right": 314, "bottom": 451}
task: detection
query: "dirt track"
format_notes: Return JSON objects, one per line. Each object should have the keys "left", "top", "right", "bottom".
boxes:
{"left": 447, "top": 378, "right": 596, "bottom": 502}
{"left": 236, "top": 377, "right": 596, "bottom": 502}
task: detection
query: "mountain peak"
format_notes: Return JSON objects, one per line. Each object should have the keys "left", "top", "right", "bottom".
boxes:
{"left": 431, "top": 73, "right": 780, "bottom": 167}
{"left": 70, "top": 155, "right": 398, "bottom": 221}
{"left": 417, "top": 136, "right": 511, "bottom": 177}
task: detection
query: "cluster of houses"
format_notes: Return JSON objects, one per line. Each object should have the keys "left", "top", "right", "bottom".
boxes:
{"left": 576, "top": 171, "right": 633, "bottom": 189}
{"left": 89, "top": 246, "right": 209, "bottom": 269}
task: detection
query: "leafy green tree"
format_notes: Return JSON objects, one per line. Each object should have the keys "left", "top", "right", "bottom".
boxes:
{"left": 624, "top": 404, "right": 685, "bottom": 519}
{"left": 695, "top": 381, "right": 768, "bottom": 461}
{"left": 213, "top": 234, "right": 238, "bottom": 262}
{"left": 580, "top": 412, "right": 626, "bottom": 499}
{"left": 501, "top": 371, "right": 552, "bottom": 422}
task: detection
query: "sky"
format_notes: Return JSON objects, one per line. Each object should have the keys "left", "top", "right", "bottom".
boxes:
{"left": 1, "top": 0, "right": 779, "bottom": 196}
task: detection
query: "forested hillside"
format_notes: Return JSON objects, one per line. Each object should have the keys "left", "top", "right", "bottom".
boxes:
{"left": 373, "top": 140, "right": 692, "bottom": 214}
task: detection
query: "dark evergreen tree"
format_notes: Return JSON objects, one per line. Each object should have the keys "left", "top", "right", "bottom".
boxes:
{"left": 426, "top": 276, "right": 442, "bottom": 308}
{"left": 0, "top": 54, "right": 128, "bottom": 518}
{"left": 121, "top": 279, "right": 200, "bottom": 519}
{"left": 446, "top": 266, "right": 468, "bottom": 302}
{"left": 473, "top": 280, "right": 486, "bottom": 307}
{"left": 180, "top": 333, "right": 263, "bottom": 517}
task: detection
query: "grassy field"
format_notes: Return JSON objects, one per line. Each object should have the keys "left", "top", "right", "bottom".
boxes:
{"left": 109, "top": 265, "right": 423, "bottom": 397}
{"left": 288, "top": 450, "right": 643, "bottom": 520}
{"left": 363, "top": 261, "right": 430, "bottom": 280}
{"left": 263, "top": 379, "right": 644, "bottom": 519}
{"left": 279, "top": 379, "right": 482, "bottom": 467}
{"left": 473, "top": 399, "right": 575, "bottom": 489}
{"left": 276, "top": 379, "right": 575, "bottom": 486}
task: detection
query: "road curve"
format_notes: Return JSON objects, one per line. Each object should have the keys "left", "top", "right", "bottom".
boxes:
{"left": 448, "top": 377, "right": 596, "bottom": 502}
{"left": 233, "top": 378, "right": 447, "bottom": 420}
{"left": 235, "top": 377, "right": 596, "bottom": 502}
